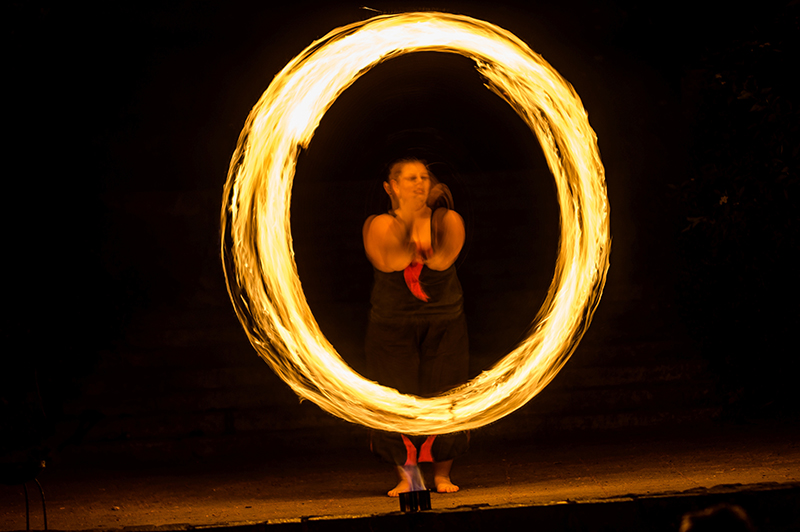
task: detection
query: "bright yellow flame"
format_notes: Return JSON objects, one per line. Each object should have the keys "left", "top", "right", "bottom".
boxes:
{"left": 221, "top": 12, "right": 610, "bottom": 435}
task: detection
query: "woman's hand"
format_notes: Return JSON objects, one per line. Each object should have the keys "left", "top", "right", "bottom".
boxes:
{"left": 427, "top": 183, "right": 454, "bottom": 211}
{"left": 363, "top": 214, "right": 416, "bottom": 272}
{"left": 425, "top": 208, "right": 465, "bottom": 271}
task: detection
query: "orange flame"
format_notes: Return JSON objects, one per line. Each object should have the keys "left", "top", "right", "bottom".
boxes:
{"left": 221, "top": 12, "right": 610, "bottom": 435}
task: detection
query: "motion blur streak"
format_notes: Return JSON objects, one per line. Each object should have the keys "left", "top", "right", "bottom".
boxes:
{"left": 221, "top": 12, "right": 610, "bottom": 435}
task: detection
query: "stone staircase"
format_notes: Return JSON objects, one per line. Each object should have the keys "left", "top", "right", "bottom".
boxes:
{"left": 58, "top": 294, "right": 721, "bottom": 464}
{"left": 58, "top": 173, "right": 723, "bottom": 464}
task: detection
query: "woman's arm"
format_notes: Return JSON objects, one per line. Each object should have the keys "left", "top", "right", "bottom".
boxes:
{"left": 363, "top": 213, "right": 416, "bottom": 272}
{"left": 425, "top": 208, "right": 465, "bottom": 271}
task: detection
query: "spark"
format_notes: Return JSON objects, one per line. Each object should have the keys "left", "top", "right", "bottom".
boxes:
{"left": 221, "top": 12, "right": 611, "bottom": 435}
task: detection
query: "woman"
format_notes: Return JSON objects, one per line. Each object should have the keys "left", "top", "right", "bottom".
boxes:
{"left": 362, "top": 158, "right": 469, "bottom": 496}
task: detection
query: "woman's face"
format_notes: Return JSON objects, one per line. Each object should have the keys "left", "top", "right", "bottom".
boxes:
{"left": 388, "top": 161, "right": 431, "bottom": 208}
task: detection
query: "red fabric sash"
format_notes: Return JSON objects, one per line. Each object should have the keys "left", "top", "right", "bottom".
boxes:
{"left": 401, "top": 435, "right": 418, "bottom": 466}
{"left": 404, "top": 243, "right": 431, "bottom": 301}
{"left": 401, "top": 435, "right": 437, "bottom": 465}
{"left": 403, "top": 261, "right": 428, "bottom": 301}
{"left": 418, "top": 436, "right": 436, "bottom": 463}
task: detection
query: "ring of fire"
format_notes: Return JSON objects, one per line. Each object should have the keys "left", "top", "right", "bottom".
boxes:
{"left": 221, "top": 12, "right": 610, "bottom": 435}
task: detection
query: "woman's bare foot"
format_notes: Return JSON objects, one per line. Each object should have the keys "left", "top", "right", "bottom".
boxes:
{"left": 388, "top": 466, "right": 411, "bottom": 497}
{"left": 388, "top": 478, "right": 411, "bottom": 497}
{"left": 433, "top": 460, "right": 460, "bottom": 493}
{"left": 434, "top": 475, "right": 459, "bottom": 493}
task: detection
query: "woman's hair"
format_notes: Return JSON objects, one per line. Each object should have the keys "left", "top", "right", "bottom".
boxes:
{"left": 386, "top": 157, "right": 434, "bottom": 183}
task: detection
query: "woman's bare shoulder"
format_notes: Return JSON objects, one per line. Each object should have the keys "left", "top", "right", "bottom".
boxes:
{"left": 433, "top": 208, "right": 464, "bottom": 230}
{"left": 363, "top": 213, "right": 395, "bottom": 233}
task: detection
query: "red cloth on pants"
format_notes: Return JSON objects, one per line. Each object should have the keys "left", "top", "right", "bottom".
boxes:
{"left": 365, "top": 314, "right": 469, "bottom": 465}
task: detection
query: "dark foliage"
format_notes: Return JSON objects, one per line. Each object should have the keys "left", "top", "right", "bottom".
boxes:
{"left": 673, "top": 2, "right": 799, "bottom": 417}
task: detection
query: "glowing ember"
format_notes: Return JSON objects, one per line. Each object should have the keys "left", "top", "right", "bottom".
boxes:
{"left": 221, "top": 12, "right": 610, "bottom": 434}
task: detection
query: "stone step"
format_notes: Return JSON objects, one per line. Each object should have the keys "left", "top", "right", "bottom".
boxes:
{"left": 65, "top": 376, "right": 297, "bottom": 416}
{"left": 72, "top": 404, "right": 346, "bottom": 444}
{"left": 54, "top": 404, "right": 725, "bottom": 466}
{"left": 478, "top": 406, "right": 725, "bottom": 437}
{"left": 529, "top": 378, "right": 719, "bottom": 415}
{"left": 65, "top": 370, "right": 718, "bottom": 446}
{"left": 69, "top": 353, "right": 712, "bottom": 416}
{"left": 56, "top": 425, "right": 369, "bottom": 465}
{"left": 470, "top": 340, "right": 705, "bottom": 376}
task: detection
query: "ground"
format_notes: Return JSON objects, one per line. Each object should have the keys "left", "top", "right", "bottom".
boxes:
{"left": 2, "top": 421, "right": 798, "bottom": 531}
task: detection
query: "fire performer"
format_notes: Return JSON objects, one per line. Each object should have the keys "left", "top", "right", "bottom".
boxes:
{"left": 362, "top": 157, "right": 469, "bottom": 496}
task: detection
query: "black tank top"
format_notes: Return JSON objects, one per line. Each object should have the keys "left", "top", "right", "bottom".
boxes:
{"left": 370, "top": 264, "right": 464, "bottom": 321}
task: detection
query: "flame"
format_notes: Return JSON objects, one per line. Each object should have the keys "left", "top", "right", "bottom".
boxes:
{"left": 221, "top": 12, "right": 610, "bottom": 435}
{"left": 402, "top": 465, "right": 426, "bottom": 492}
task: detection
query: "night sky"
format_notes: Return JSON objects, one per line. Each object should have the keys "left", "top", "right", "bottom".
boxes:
{"left": 5, "top": 1, "right": 799, "bottom": 456}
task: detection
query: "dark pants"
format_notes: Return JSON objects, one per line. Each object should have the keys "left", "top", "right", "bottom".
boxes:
{"left": 365, "top": 314, "right": 470, "bottom": 465}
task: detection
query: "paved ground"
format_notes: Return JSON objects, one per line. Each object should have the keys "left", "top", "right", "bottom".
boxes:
{"left": 2, "top": 421, "right": 799, "bottom": 531}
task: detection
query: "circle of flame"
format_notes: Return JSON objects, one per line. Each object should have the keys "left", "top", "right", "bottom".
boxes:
{"left": 221, "top": 12, "right": 610, "bottom": 435}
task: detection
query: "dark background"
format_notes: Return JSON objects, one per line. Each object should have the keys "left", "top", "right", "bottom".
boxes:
{"left": 4, "top": 0, "right": 798, "bottom": 463}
